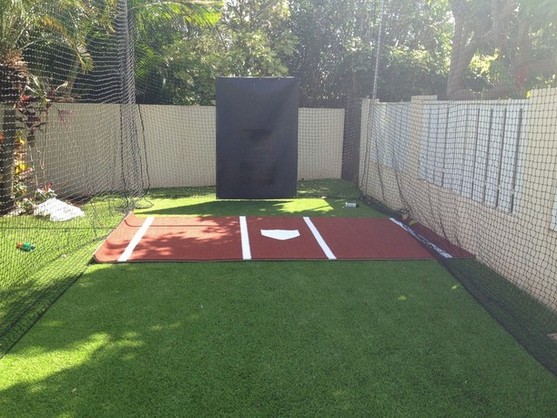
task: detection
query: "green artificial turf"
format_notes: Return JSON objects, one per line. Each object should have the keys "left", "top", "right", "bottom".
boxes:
{"left": 0, "top": 199, "right": 125, "bottom": 356}
{"left": 0, "top": 199, "right": 122, "bottom": 286}
{"left": 0, "top": 179, "right": 374, "bottom": 357}
{"left": 1, "top": 179, "right": 556, "bottom": 416}
{"left": 136, "top": 179, "right": 381, "bottom": 218}
{"left": 0, "top": 261, "right": 556, "bottom": 417}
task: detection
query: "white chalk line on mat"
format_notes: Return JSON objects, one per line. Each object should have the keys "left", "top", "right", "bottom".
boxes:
{"left": 118, "top": 216, "right": 155, "bottom": 262}
{"left": 239, "top": 216, "right": 252, "bottom": 260}
{"left": 389, "top": 217, "right": 452, "bottom": 259}
{"left": 303, "top": 216, "right": 336, "bottom": 260}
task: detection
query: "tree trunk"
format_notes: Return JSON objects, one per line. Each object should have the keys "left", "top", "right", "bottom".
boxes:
{"left": 447, "top": 0, "right": 474, "bottom": 99}
{"left": 447, "top": 3, "right": 484, "bottom": 100}
{"left": 0, "top": 106, "right": 16, "bottom": 215}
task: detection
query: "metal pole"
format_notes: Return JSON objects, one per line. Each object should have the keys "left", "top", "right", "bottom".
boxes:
{"left": 372, "top": 0, "right": 386, "bottom": 100}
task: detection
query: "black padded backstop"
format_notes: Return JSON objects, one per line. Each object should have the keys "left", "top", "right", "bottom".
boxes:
{"left": 216, "top": 77, "right": 299, "bottom": 199}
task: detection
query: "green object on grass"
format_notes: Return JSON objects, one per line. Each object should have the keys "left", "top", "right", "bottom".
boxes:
{"left": 16, "top": 242, "right": 35, "bottom": 252}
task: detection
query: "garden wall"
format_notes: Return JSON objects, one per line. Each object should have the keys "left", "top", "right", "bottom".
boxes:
{"left": 26, "top": 105, "right": 345, "bottom": 195}
{"left": 359, "top": 90, "right": 557, "bottom": 310}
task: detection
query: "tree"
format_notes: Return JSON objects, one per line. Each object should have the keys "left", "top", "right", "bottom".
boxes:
{"left": 132, "top": 0, "right": 222, "bottom": 104}
{"left": 135, "top": 0, "right": 296, "bottom": 105}
{"left": 285, "top": 0, "right": 372, "bottom": 107}
{"left": 286, "top": 0, "right": 452, "bottom": 107}
{"left": 447, "top": 0, "right": 557, "bottom": 99}
{"left": 133, "top": 0, "right": 453, "bottom": 106}
{"left": 217, "top": 0, "right": 295, "bottom": 76}
{"left": 377, "top": 0, "right": 452, "bottom": 101}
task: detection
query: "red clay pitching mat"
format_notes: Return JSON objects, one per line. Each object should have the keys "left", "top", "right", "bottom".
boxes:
{"left": 93, "top": 214, "right": 474, "bottom": 263}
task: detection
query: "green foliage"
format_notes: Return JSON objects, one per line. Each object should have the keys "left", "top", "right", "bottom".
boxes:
{"left": 135, "top": 0, "right": 296, "bottom": 105}
{"left": 0, "top": 0, "right": 114, "bottom": 77}
{"left": 1, "top": 0, "right": 115, "bottom": 214}
{"left": 132, "top": 0, "right": 223, "bottom": 104}
{"left": 286, "top": 0, "right": 452, "bottom": 106}
{"left": 140, "top": 0, "right": 452, "bottom": 106}
{"left": 380, "top": 46, "right": 448, "bottom": 101}
{"left": 7, "top": 0, "right": 557, "bottom": 106}
{"left": 287, "top": 0, "right": 374, "bottom": 106}
{"left": 12, "top": 131, "right": 34, "bottom": 212}
{"left": 133, "top": 0, "right": 557, "bottom": 104}
{"left": 448, "top": 0, "right": 557, "bottom": 99}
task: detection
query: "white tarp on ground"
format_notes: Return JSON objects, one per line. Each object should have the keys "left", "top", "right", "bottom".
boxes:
{"left": 33, "top": 198, "right": 85, "bottom": 222}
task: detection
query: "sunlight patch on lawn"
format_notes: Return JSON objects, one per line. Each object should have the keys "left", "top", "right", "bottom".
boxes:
{"left": 274, "top": 198, "right": 334, "bottom": 214}
{"left": 0, "top": 331, "right": 145, "bottom": 391}
{"left": 0, "top": 333, "right": 111, "bottom": 390}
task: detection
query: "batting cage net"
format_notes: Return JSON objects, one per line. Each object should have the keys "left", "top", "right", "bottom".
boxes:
{"left": 0, "top": 0, "right": 145, "bottom": 355}
{"left": 355, "top": 94, "right": 557, "bottom": 376}
{"left": 0, "top": 0, "right": 556, "bottom": 378}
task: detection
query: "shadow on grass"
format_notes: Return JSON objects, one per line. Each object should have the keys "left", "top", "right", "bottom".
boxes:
{"left": 139, "top": 199, "right": 302, "bottom": 216}
{"left": 1, "top": 261, "right": 556, "bottom": 417}
{"left": 143, "top": 179, "right": 361, "bottom": 201}
{"left": 137, "top": 198, "right": 383, "bottom": 218}
{"left": 0, "top": 243, "right": 101, "bottom": 359}
{"left": 138, "top": 179, "right": 371, "bottom": 218}
{"left": 0, "top": 202, "right": 125, "bottom": 361}
{"left": 0, "top": 273, "right": 78, "bottom": 358}
{"left": 443, "top": 258, "right": 557, "bottom": 375}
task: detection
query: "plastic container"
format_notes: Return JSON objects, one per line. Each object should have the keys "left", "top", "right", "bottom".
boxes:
{"left": 16, "top": 242, "right": 35, "bottom": 252}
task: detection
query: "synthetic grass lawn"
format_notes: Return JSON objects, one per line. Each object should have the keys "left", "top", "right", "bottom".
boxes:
{"left": 0, "top": 199, "right": 125, "bottom": 355}
{"left": 0, "top": 262, "right": 556, "bottom": 417}
{"left": 135, "top": 179, "right": 380, "bottom": 218}
{"left": 0, "top": 179, "right": 378, "bottom": 356}
{"left": 0, "top": 198, "right": 122, "bottom": 285}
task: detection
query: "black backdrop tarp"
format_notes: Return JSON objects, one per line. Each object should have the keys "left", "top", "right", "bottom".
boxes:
{"left": 216, "top": 77, "right": 299, "bottom": 199}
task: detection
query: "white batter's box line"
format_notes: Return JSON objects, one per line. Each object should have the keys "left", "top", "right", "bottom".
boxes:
{"left": 303, "top": 217, "right": 336, "bottom": 260}
{"left": 239, "top": 216, "right": 252, "bottom": 260}
{"left": 389, "top": 217, "right": 452, "bottom": 259}
{"left": 118, "top": 216, "right": 155, "bottom": 262}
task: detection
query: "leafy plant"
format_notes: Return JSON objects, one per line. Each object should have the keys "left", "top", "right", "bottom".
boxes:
{"left": 0, "top": 0, "right": 114, "bottom": 215}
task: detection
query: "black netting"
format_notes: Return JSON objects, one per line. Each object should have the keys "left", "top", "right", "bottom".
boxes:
{"left": 0, "top": 0, "right": 556, "bottom": 379}
{"left": 357, "top": 95, "right": 557, "bottom": 376}
{"left": 0, "top": 0, "right": 144, "bottom": 356}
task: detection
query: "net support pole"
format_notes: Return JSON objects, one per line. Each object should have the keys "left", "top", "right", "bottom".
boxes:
{"left": 372, "top": 0, "right": 386, "bottom": 100}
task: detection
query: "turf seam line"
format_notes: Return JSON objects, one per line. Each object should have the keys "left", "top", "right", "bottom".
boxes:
{"left": 117, "top": 216, "right": 155, "bottom": 262}
{"left": 303, "top": 216, "right": 336, "bottom": 260}
{"left": 239, "top": 216, "right": 252, "bottom": 260}
{"left": 389, "top": 217, "right": 453, "bottom": 259}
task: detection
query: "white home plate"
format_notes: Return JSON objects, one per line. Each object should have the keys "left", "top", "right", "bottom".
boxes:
{"left": 260, "top": 229, "right": 301, "bottom": 241}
